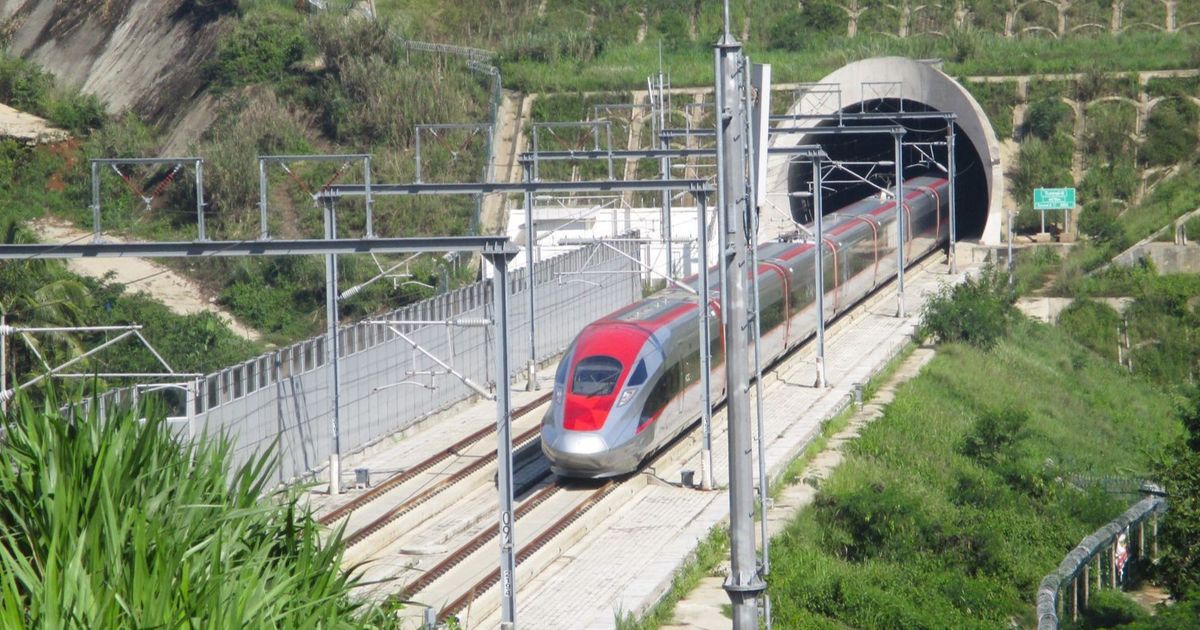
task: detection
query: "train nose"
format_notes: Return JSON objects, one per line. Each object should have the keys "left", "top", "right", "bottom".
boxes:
{"left": 541, "top": 428, "right": 614, "bottom": 477}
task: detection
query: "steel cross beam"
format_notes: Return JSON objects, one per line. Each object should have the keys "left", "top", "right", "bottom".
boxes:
{"left": 0, "top": 237, "right": 516, "bottom": 260}
{"left": 319, "top": 179, "right": 711, "bottom": 198}
{"left": 771, "top": 111, "right": 958, "bottom": 122}
{"left": 771, "top": 124, "right": 905, "bottom": 135}
{"left": 518, "top": 145, "right": 826, "bottom": 162}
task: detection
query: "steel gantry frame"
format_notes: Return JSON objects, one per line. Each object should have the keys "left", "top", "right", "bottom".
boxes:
{"left": 317, "top": 176, "right": 712, "bottom": 629}
{"left": 89, "top": 157, "right": 206, "bottom": 242}
{"left": 322, "top": 177, "right": 711, "bottom": 401}
{"left": 772, "top": 108, "right": 961, "bottom": 273}
{"left": 0, "top": 228, "right": 524, "bottom": 624}
{"left": 258, "top": 154, "right": 374, "bottom": 238}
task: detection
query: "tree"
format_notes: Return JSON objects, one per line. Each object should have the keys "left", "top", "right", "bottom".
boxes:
{"left": 1155, "top": 390, "right": 1200, "bottom": 599}
{"left": 0, "top": 222, "right": 91, "bottom": 394}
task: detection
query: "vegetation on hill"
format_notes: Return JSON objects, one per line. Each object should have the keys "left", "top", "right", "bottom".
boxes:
{"left": 0, "top": 394, "right": 391, "bottom": 627}
{"left": 766, "top": 264, "right": 1183, "bottom": 628}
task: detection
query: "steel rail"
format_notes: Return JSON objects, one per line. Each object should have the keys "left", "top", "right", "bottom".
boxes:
{"left": 318, "top": 392, "right": 552, "bottom": 527}
{"left": 438, "top": 482, "right": 618, "bottom": 622}
{"left": 341, "top": 423, "right": 548, "bottom": 549}
{"left": 399, "top": 482, "right": 567, "bottom": 600}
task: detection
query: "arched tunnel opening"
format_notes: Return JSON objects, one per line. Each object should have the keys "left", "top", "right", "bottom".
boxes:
{"left": 786, "top": 98, "right": 990, "bottom": 240}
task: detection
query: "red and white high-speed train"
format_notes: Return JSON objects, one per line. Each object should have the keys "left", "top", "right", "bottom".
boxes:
{"left": 541, "top": 175, "right": 950, "bottom": 478}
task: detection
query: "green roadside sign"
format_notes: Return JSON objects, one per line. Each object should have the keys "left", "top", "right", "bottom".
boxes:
{"left": 1034, "top": 187, "right": 1076, "bottom": 211}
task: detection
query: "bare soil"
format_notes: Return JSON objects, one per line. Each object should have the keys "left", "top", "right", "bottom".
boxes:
{"left": 29, "top": 217, "right": 262, "bottom": 341}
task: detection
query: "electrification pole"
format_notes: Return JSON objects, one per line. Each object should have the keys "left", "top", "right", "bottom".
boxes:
{"left": 893, "top": 130, "right": 907, "bottom": 318}
{"left": 696, "top": 192, "right": 715, "bottom": 491}
{"left": 714, "top": 2, "right": 765, "bottom": 627}
{"left": 659, "top": 66, "right": 674, "bottom": 279}
{"left": 323, "top": 198, "right": 343, "bottom": 495}
{"left": 946, "top": 124, "right": 957, "bottom": 274}
{"left": 813, "top": 159, "right": 828, "bottom": 388}
{"left": 523, "top": 160, "right": 538, "bottom": 389}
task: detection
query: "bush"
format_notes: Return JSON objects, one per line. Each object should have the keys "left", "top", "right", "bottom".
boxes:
{"left": 1079, "top": 590, "right": 1148, "bottom": 628}
{"left": 767, "top": 2, "right": 847, "bottom": 51}
{"left": 1078, "top": 202, "right": 1129, "bottom": 249}
{"left": 919, "top": 267, "right": 1016, "bottom": 349}
{"left": 1142, "top": 99, "right": 1199, "bottom": 167}
{"left": 1027, "top": 97, "right": 1071, "bottom": 141}
{"left": 1153, "top": 392, "right": 1200, "bottom": 599}
{"left": 1058, "top": 299, "right": 1121, "bottom": 361}
{"left": 209, "top": 10, "right": 309, "bottom": 88}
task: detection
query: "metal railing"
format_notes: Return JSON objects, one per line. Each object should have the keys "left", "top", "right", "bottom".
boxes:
{"left": 1036, "top": 483, "right": 1167, "bottom": 629}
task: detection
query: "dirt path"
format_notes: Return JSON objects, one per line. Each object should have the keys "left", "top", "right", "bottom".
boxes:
{"left": 479, "top": 90, "right": 529, "bottom": 235}
{"left": 30, "top": 218, "right": 262, "bottom": 342}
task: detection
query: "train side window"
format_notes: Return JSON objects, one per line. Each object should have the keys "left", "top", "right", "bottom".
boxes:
{"left": 627, "top": 360, "right": 648, "bottom": 387}
{"left": 572, "top": 356, "right": 624, "bottom": 396}
{"left": 642, "top": 362, "right": 682, "bottom": 422}
{"left": 709, "top": 319, "right": 724, "bottom": 366}
{"left": 681, "top": 349, "right": 700, "bottom": 385}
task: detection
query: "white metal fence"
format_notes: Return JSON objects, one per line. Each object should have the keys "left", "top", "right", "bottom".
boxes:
{"left": 85, "top": 240, "right": 641, "bottom": 482}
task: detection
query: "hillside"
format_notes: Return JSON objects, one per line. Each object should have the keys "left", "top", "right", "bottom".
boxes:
{"left": 3, "top": 0, "right": 1200, "bottom": 348}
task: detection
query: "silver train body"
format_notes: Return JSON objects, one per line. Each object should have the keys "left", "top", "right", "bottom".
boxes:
{"left": 542, "top": 176, "right": 951, "bottom": 478}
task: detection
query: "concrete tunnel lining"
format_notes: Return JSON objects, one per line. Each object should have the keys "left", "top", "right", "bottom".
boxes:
{"left": 766, "top": 57, "right": 1004, "bottom": 245}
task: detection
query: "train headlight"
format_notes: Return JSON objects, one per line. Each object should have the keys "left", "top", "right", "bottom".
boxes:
{"left": 616, "top": 388, "right": 638, "bottom": 407}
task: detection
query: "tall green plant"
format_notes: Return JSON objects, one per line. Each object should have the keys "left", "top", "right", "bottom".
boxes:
{"left": 0, "top": 394, "right": 390, "bottom": 628}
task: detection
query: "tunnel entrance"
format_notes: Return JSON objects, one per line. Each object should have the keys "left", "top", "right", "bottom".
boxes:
{"left": 766, "top": 57, "right": 1004, "bottom": 244}
{"left": 786, "top": 98, "right": 990, "bottom": 240}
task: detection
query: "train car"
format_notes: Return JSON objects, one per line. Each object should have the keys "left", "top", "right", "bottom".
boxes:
{"left": 541, "top": 176, "right": 950, "bottom": 478}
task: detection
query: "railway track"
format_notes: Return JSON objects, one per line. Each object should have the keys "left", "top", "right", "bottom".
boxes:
{"left": 316, "top": 392, "right": 551, "bottom": 562}
{"left": 347, "top": 253, "right": 947, "bottom": 625}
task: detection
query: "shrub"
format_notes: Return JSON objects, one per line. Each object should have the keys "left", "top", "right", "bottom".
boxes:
{"left": 1058, "top": 299, "right": 1121, "bottom": 361}
{"left": 961, "top": 407, "right": 1030, "bottom": 466}
{"left": 919, "top": 267, "right": 1016, "bottom": 349}
{"left": 1154, "top": 392, "right": 1200, "bottom": 599}
{"left": 1079, "top": 590, "right": 1148, "bottom": 628}
{"left": 1026, "top": 97, "right": 1071, "bottom": 141}
{"left": 1142, "top": 99, "right": 1199, "bottom": 167}
{"left": 1078, "top": 201, "right": 1129, "bottom": 249}
{"left": 209, "top": 10, "right": 309, "bottom": 88}
{"left": 654, "top": 12, "right": 691, "bottom": 52}
{"left": 768, "top": 2, "right": 847, "bottom": 51}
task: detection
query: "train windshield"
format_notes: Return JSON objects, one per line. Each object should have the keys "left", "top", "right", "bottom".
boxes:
{"left": 572, "top": 356, "right": 624, "bottom": 396}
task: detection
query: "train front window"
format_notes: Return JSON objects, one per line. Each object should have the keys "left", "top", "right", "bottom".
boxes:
{"left": 572, "top": 356, "right": 624, "bottom": 396}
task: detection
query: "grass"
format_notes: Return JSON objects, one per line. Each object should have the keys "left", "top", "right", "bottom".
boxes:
{"left": 500, "top": 31, "right": 1200, "bottom": 93}
{"left": 768, "top": 319, "right": 1180, "bottom": 628}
